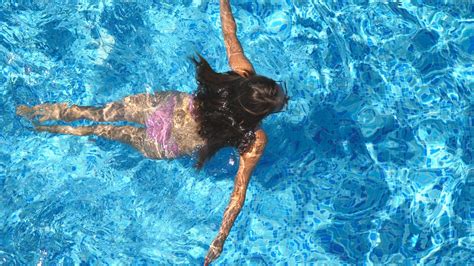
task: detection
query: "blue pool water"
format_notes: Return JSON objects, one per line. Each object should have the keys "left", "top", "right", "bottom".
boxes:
{"left": 1, "top": 1, "right": 473, "bottom": 264}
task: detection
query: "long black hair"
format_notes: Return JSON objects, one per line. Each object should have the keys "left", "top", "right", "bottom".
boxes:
{"left": 190, "top": 54, "right": 289, "bottom": 169}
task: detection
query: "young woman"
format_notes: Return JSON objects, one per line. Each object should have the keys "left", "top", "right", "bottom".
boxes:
{"left": 17, "top": 1, "right": 289, "bottom": 264}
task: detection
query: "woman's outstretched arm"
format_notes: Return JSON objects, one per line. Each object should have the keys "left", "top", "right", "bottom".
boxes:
{"left": 220, "top": 0, "right": 256, "bottom": 77}
{"left": 204, "top": 129, "right": 267, "bottom": 266}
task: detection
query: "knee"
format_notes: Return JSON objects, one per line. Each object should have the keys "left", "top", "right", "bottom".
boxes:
{"left": 103, "top": 102, "right": 124, "bottom": 120}
{"left": 62, "top": 105, "right": 80, "bottom": 121}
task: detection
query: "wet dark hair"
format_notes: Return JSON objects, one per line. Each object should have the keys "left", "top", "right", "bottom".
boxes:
{"left": 190, "top": 54, "right": 289, "bottom": 169}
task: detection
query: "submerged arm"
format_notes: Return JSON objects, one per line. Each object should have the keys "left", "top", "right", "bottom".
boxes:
{"left": 220, "top": 0, "right": 255, "bottom": 77}
{"left": 204, "top": 129, "right": 267, "bottom": 265}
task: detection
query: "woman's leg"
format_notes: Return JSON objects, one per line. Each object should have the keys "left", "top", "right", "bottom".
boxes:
{"left": 17, "top": 102, "right": 126, "bottom": 123}
{"left": 16, "top": 93, "right": 164, "bottom": 124}
{"left": 34, "top": 125, "right": 170, "bottom": 159}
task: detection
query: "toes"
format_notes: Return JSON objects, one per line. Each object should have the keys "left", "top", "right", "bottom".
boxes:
{"left": 16, "top": 105, "right": 33, "bottom": 118}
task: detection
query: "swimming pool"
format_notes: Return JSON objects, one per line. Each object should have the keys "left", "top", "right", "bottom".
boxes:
{"left": 1, "top": 0, "right": 472, "bottom": 264}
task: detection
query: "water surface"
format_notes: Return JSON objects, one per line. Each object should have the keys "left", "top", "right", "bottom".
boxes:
{"left": 1, "top": 1, "right": 472, "bottom": 264}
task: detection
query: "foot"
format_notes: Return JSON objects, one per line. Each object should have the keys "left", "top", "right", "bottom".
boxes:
{"left": 16, "top": 105, "right": 38, "bottom": 119}
{"left": 16, "top": 103, "right": 68, "bottom": 122}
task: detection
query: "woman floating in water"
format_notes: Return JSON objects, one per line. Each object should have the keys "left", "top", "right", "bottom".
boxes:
{"left": 17, "top": 0, "right": 289, "bottom": 264}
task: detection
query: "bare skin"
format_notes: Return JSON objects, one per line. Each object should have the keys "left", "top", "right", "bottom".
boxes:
{"left": 204, "top": 130, "right": 267, "bottom": 265}
{"left": 16, "top": 92, "right": 160, "bottom": 124}
{"left": 16, "top": 92, "right": 198, "bottom": 159}
{"left": 204, "top": 1, "right": 266, "bottom": 265}
{"left": 220, "top": 0, "right": 255, "bottom": 77}
{"left": 33, "top": 124, "right": 150, "bottom": 155}
{"left": 17, "top": 1, "right": 266, "bottom": 264}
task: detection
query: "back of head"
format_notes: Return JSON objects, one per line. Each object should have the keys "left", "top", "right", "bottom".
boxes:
{"left": 190, "top": 54, "right": 289, "bottom": 169}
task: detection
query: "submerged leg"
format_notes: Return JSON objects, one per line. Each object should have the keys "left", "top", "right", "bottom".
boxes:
{"left": 35, "top": 125, "right": 170, "bottom": 159}
{"left": 16, "top": 102, "right": 126, "bottom": 123}
{"left": 16, "top": 93, "right": 163, "bottom": 124}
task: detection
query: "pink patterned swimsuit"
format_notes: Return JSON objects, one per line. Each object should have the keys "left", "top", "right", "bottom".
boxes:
{"left": 144, "top": 92, "right": 203, "bottom": 158}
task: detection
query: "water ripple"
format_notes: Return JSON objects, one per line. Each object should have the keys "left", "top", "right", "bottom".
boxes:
{"left": 0, "top": 1, "right": 472, "bottom": 265}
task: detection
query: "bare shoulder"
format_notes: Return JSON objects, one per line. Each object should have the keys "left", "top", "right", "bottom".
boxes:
{"left": 242, "top": 129, "right": 268, "bottom": 160}
{"left": 254, "top": 129, "right": 268, "bottom": 146}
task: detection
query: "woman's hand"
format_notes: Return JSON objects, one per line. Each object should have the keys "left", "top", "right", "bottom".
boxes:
{"left": 219, "top": 0, "right": 255, "bottom": 77}
{"left": 204, "top": 239, "right": 223, "bottom": 266}
{"left": 203, "top": 130, "right": 268, "bottom": 265}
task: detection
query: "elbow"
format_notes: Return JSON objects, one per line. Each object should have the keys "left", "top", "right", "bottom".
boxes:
{"left": 236, "top": 198, "right": 245, "bottom": 209}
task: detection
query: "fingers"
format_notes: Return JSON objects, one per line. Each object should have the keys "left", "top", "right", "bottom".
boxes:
{"left": 204, "top": 255, "right": 214, "bottom": 266}
{"left": 204, "top": 244, "right": 222, "bottom": 266}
